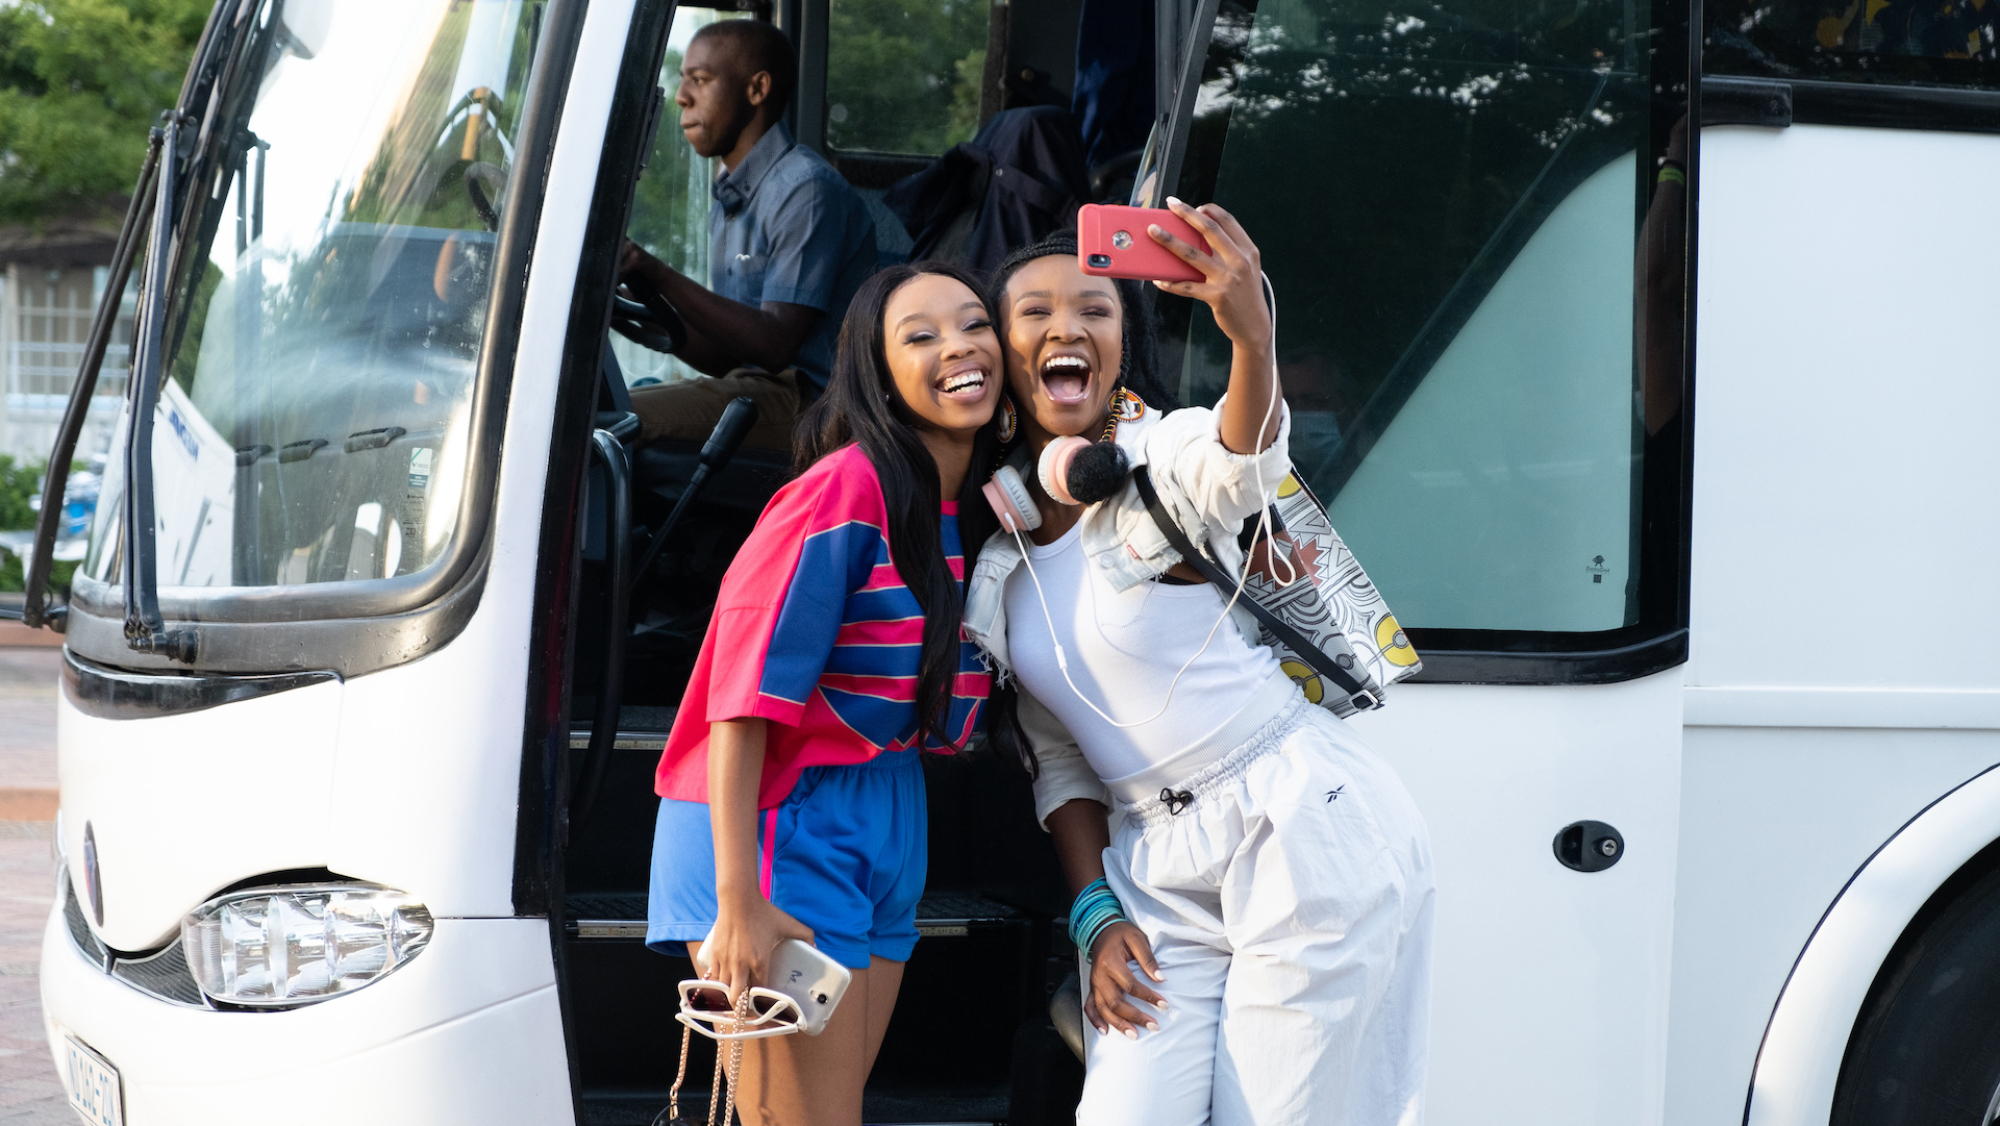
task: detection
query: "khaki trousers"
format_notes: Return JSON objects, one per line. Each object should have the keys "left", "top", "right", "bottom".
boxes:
{"left": 628, "top": 367, "right": 805, "bottom": 452}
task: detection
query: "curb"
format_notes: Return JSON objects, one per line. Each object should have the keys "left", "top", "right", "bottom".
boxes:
{"left": 0, "top": 790, "right": 57, "bottom": 822}
{"left": 0, "top": 622, "right": 62, "bottom": 648}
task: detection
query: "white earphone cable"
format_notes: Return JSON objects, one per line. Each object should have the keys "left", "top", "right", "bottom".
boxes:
{"left": 1009, "top": 270, "right": 1290, "bottom": 729}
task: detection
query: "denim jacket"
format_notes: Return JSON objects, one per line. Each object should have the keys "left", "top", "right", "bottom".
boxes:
{"left": 962, "top": 395, "right": 1294, "bottom": 826}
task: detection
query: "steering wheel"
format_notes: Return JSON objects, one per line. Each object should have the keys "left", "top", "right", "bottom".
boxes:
{"left": 610, "top": 284, "right": 687, "bottom": 354}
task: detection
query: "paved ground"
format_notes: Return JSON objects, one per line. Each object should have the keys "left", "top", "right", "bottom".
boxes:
{"left": 0, "top": 648, "right": 60, "bottom": 794}
{"left": 0, "top": 646, "right": 71, "bottom": 1125}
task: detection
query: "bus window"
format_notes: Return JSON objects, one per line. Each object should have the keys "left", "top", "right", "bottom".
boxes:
{"left": 1170, "top": 0, "right": 1686, "bottom": 638}
{"left": 89, "top": 0, "right": 548, "bottom": 593}
{"left": 614, "top": 7, "right": 754, "bottom": 389}
{"left": 1707, "top": 0, "right": 2000, "bottom": 82}
{"left": 826, "top": 0, "right": 991, "bottom": 154}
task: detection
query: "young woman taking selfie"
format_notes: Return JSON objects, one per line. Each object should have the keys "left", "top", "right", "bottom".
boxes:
{"left": 646, "top": 262, "right": 1001, "bottom": 1126}
{"left": 964, "top": 202, "right": 1436, "bottom": 1126}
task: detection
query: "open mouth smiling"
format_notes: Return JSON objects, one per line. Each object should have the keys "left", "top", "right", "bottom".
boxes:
{"left": 937, "top": 363, "right": 988, "bottom": 400}
{"left": 1040, "top": 354, "right": 1092, "bottom": 404}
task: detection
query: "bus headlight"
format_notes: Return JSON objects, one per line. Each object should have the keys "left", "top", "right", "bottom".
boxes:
{"left": 181, "top": 884, "right": 433, "bottom": 1008}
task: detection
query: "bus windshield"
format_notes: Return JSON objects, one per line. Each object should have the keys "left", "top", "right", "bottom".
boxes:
{"left": 86, "top": 0, "right": 544, "bottom": 593}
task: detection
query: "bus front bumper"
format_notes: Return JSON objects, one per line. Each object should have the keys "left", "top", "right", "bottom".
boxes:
{"left": 39, "top": 904, "right": 576, "bottom": 1125}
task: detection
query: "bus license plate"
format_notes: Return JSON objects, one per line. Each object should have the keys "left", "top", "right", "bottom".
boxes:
{"left": 62, "top": 1033, "right": 122, "bottom": 1126}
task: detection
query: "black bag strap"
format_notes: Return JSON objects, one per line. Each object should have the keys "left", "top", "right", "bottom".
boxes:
{"left": 1133, "top": 467, "right": 1378, "bottom": 712}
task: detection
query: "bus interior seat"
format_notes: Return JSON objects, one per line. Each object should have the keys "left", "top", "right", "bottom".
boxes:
{"left": 629, "top": 439, "right": 788, "bottom": 516}
{"left": 881, "top": 104, "right": 1092, "bottom": 270}
{"left": 828, "top": 149, "right": 927, "bottom": 266}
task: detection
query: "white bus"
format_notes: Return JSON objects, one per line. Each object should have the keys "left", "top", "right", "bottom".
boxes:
{"left": 7, "top": 0, "right": 1997, "bottom": 1121}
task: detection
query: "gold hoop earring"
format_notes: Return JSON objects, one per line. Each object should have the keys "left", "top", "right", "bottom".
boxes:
{"left": 997, "top": 395, "right": 1018, "bottom": 444}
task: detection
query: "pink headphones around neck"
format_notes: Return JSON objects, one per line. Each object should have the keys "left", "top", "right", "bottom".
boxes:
{"left": 980, "top": 434, "right": 1100, "bottom": 532}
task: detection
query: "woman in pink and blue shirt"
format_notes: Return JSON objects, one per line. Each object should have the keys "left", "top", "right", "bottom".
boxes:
{"left": 648, "top": 261, "right": 1001, "bottom": 1126}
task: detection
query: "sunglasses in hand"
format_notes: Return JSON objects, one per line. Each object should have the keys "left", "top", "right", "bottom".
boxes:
{"left": 676, "top": 979, "right": 807, "bottom": 1041}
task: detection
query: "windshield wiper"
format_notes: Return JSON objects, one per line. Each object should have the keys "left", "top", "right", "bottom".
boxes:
{"left": 12, "top": 0, "right": 250, "bottom": 636}
{"left": 10, "top": 133, "right": 163, "bottom": 631}
{"left": 120, "top": 113, "right": 198, "bottom": 663}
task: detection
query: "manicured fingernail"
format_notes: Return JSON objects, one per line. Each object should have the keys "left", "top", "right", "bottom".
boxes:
{"left": 1167, "top": 196, "right": 1184, "bottom": 207}
{"left": 1146, "top": 1021, "right": 1160, "bottom": 1031}
{"left": 1124, "top": 1027, "right": 1139, "bottom": 1040}
{"left": 1156, "top": 997, "right": 1169, "bottom": 1008}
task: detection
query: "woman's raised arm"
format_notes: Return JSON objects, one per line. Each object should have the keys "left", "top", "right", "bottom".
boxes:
{"left": 1144, "top": 198, "right": 1280, "bottom": 455}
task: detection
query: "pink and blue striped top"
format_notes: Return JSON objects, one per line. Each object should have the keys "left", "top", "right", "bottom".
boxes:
{"left": 656, "top": 444, "right": 990, "bottom": 809}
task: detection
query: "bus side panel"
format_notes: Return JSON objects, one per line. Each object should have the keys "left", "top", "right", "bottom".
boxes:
{"left": 1684, "top": 123, "right": 2000, "bottom": 693}
{"left": 324, "top": 0, "right": 639, "bottom": 919}
{"left": 1664, "top": 122, "right": 2000, "bottom": 1126}
{"left": 1345, "top": 669, "right": 1683, "bottom": 1126}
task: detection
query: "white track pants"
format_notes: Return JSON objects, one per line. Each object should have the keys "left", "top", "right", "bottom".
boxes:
{"left": 1078, "top": 698, "right": 1435, "bottom": 1126}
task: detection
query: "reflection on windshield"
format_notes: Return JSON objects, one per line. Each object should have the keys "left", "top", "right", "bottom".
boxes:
{"left": 1175, "top": 0, "right": 1666, "bottom": 634}
{"left": 86, "top": 0, "right": 542, "bottom": 592}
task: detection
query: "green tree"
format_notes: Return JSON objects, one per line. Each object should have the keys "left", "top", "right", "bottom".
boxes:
{"left": 0, "top": 0, "right": 213, "bottom": 227}
{"left": 0, "top": 456, "right": 80, "bottom": 595}
{"left": 0, "top": 455, "right": 41, "bottom": 530}
{"left": 827, "top": 0, "right": 988, "bottom": 154}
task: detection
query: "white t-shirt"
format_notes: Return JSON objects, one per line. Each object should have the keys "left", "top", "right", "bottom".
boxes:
{"left": 1002, "top": 522, "right": 1285, "bottom": 784}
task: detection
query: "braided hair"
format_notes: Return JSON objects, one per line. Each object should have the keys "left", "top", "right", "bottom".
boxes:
{"left": 983, "top": 234, "right": 1183, "bottom": 776}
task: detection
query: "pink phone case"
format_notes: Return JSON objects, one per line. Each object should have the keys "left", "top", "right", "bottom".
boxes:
{"left": 1078, "top": 203, "right": 1210, "bottom": 283}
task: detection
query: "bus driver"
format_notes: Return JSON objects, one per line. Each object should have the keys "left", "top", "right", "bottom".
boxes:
{"left": 618, "top": 19, "right": 877, "bottom": 451}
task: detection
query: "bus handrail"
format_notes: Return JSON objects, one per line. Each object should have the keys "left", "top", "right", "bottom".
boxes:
{"left": 572, "top": 429, "right": 633, "bottom": 835}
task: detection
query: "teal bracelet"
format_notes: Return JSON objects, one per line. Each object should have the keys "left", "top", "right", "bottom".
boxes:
{"left": 1069, "top": 877, "right": 1127, "bottom": 956}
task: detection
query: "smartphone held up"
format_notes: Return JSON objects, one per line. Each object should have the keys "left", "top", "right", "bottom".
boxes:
{"left": 1078, "top": 203, "right": 1212, "bottom": 283}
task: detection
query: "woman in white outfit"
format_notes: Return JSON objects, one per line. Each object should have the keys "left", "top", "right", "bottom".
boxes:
{"left": 961, "top": 202, "right": 1435, "bottom": 1126}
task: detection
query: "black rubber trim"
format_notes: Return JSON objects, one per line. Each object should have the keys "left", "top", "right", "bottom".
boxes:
{"left": 61, "top": 648, "right": 338, "bottom": 721}
{"left": 110, "top": 935, "right": 207, "bottom": 1008}
{"left": 1405, "top": 629, "right": 1688, "bottom": 686}
{"left": 1702, "top": 74, "right": 2000, "bottom": 134}
{"left": 1702, "top": 76, "right": 1793, "bottom": 127}
{"left": 1151, "top": 0, "right": 1224, "bottom": 205}
{"left": 63, "top": 548, "right": 486, "bottom": 679}
{"left": 61, "top": 870, "right": 110, "bottom": 972}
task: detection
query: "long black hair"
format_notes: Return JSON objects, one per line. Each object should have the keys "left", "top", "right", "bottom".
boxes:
{"left": 793, "top": 261, "right": 1001, "bottom": 753}
{"left": 982, "top": 234, "right": 1182, "bottom": 776}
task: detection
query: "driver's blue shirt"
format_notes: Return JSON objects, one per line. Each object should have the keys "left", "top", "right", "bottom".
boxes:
{"left": 709, "top": 123, "right": 876, "bottom": 393}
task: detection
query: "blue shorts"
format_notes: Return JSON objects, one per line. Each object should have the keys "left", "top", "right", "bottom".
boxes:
{"left": 646, "top": 748, "right": 927, "bottom": 969}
